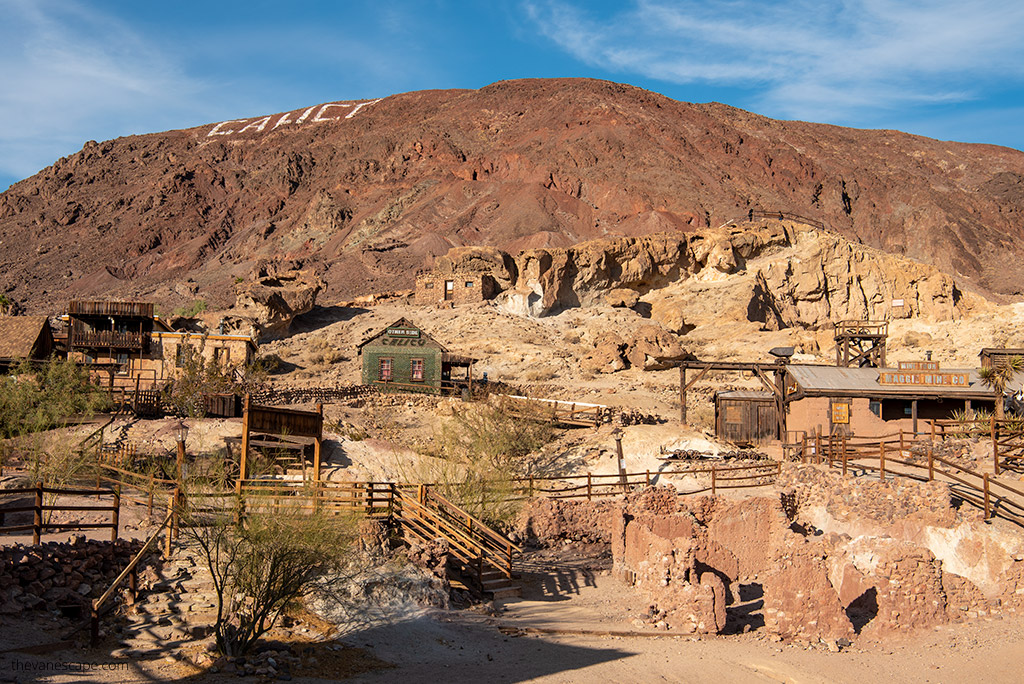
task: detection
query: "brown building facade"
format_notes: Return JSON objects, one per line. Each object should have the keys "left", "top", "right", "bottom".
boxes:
{"left": 414, "top": 271, "right": 498, "bottom": 305}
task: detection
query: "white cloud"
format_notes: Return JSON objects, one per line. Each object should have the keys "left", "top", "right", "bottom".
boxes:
{"left": 0, "top": 0, "right": 236, "bottom": 184}
{"left": 524, "top": 0, "right": 1024, "bottom": 123}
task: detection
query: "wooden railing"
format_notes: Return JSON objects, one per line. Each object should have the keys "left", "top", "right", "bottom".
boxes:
{"left": 792, "top": 432, "right": 1024, "bottom": 527}
{"left": 506, "top": 462, "right": 781, "bottom": 500}
{"left": 498, "top": 395, "right": 610, "bottom": 427}
{"left": 393, "top": 485, "right": 520, "bottom": 585}
{"left": 90, "top": 508, "right": 173, "bottom": 645}
{"left": 71, "top": 330, "right": 147, "bottom": 349}
{"left": 0, "top": 482, "right": 120, "bottom": 543}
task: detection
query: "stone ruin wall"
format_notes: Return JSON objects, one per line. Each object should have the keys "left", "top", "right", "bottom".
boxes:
{"left": 516, "top": 464, "right": 1024, "bottom": 642}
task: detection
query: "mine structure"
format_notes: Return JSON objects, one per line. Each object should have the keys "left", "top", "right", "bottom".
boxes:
{"left": 833, "top": 320, "right": 888, "bottom": 368}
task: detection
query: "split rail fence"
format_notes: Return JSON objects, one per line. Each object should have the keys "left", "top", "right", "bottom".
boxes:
{"left": 0, "top": 482, "right": 121, "bottom": 543}
{"left": 790, "top": 431, "right": 1024, "bottom": 527}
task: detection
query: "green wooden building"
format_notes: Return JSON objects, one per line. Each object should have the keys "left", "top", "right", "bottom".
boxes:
{"left": 358, "top": 318, "right": 476, "bottom": 394}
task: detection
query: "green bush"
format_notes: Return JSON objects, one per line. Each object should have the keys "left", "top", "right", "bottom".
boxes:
{"left": 173, "top": 299, "right": 208, "bottom": 318}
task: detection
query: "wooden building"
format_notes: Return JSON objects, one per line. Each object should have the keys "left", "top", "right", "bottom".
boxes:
{"left": 66, "top": 300, "right": 256, "bottom": 390}
{"left": 358, "top": 318, "right": 475, "bottom": 394}
{"left": 715, "top": 391, "right": 777, "bottom": 445}
{"left": 979, "top": 348, "right": 1024, "bottom": 370}
{"left": 0, "top": 316, "right": 54, "bottom": 372}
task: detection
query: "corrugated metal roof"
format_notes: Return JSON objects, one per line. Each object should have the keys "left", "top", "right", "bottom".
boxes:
{"left": 716, "top": 390, "right": 774, "bottom": 400}
{"left": 786, "top": 364, "right": 1010, "bottom": 397}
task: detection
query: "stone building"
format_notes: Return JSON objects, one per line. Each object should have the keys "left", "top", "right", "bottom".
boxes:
{"left": 414, "top": 270, "right": 498, "bottom": 305}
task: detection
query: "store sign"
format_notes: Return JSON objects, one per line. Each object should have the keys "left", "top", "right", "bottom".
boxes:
{"left": 386, "top": 327, "right": 420, "bottom": 338}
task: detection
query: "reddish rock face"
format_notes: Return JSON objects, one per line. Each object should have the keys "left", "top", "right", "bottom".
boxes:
{"left": 3, "top": 78, "right": 1024, "bottom": 312}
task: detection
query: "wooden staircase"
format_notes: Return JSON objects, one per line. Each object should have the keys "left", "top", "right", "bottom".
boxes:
{"left": 393, "top": 485, "right": 521, "bottom": 599}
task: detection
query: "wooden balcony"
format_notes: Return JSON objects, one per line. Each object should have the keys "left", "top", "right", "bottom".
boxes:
{"left": 70, "top": 330, "right": 147, "bottom": 350}
{"left": 68, "top": 300, "right": 154, "bottom": 318}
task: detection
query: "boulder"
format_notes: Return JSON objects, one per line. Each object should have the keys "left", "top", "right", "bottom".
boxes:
{"left": 605, "top": 288, "right": 640, "bottom": 308}
{"left": 626, "top": 325, "right": 684, "bottom": 370}
{"left": 233, "top": 261, "right": 322, "bottom": 339}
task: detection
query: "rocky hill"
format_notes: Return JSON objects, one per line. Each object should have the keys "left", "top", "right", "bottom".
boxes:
{"left": 2, "top": 78, "right": 1024, "bottom": 313}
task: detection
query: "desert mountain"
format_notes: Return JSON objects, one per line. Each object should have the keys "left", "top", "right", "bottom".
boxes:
{"left": 2, "top": 78, "right": 1024, "bottom": 313}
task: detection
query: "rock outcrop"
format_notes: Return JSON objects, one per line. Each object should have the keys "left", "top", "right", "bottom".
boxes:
{"left": 232, "top": 261, "right": 322, "bottom": 339}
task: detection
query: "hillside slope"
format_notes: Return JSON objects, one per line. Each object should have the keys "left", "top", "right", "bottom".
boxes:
{"left": 2, "top": 78, "right": 1024, "bottom": 312}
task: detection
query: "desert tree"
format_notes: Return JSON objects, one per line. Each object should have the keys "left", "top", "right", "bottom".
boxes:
{"left": 979, "top": 355, "right": 1024, "bottom": 421}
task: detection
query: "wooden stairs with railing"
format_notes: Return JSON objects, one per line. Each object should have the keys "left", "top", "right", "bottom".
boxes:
{"left": 393, "top": 485, "right": 522, "bottom": 599}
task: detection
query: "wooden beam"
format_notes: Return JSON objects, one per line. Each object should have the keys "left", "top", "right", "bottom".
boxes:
{"left": 238, "top": 394, "right": 250, "bottom": 495}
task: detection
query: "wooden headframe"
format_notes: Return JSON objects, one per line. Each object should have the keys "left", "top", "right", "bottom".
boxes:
{"left": 237, "top": 394, "right": 324, "bottom": 492}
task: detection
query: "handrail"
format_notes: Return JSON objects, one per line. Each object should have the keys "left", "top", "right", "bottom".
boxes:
{"left": 90, "top": 507, "right": 173, "bottom": 645}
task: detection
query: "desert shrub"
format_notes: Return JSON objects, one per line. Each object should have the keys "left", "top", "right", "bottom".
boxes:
{"left": 418, "top": 401, "right": 557, "bottom": 526}
{"left": 173, "top": 299, "right": 208, "bottom": 318}
{"left": 180, "top": 501, "right": 363, "bottom": 657}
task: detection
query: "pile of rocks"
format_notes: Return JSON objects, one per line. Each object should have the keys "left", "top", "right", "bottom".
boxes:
{"left": 0, "top": 536, "right": 151, "bottom": 614}
{"left": 250, "top": 384, "right": 378, "bottom": 406}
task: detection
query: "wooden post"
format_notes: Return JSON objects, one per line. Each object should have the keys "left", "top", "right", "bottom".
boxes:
{"left": 931, "top": 420, "right": 936, "bottom": 443}
{"left": 992, "top": 416, "right": 1000, "bottom": 476}
{"left": 587, "top": 473, "right": 592, "bottom": 501}
{"left": 90, "top": 605, "right": 99, "bottom": 647}
{"left": 842, "top": 434, "right": 848, "bottom": 477}
{"left": 111, "top": 485, "right": 121, "bottom": 542}
{"left": 801, "top": 436, "right": 807, "bottom": 463}
{"left": 711, "top": 466, "right": 717, "bottom": 496}
{"left": 171, "top": 487, "right": 180, "bottom": 541}
{"left": 879, "top": 441, "right": 886, "bottom": 481}
{"left": 646, "top": 470, "right": 651, "bottom": 486}
{"left": 900, "top": 429, "right": 906, "bottom": 454}
{"left": 928, "top": 446, "right": 934, "bottom": 481}
{"left": 680, "top": 366, "right": 687, "bottom": 424}
{"left": 911, "top": 401, "right": 919, "bottom": 435}
{"left": 313, "top": 403, "right": 324, "bottom": 485}
{"left": 815, "top": 430, "right": 822, "bottom": 465}
{"left": 615, "top": 433, "right": 628, "bottom": 493}
{"left": 983, "top": 473, "right": 991, "bottom": 519}
{"left": 32, "top": 481, "right": 43, "bottom": 545}
{"left": 164, "top": 496, "right": 173, "bottom": 557}
{"left": 148, "top": 474, "right": 155, "bottom": 515}
{"left": 528, "top": 477, "right": 534, "bottom": 497}
{"left": 238, "top": 394, "right": 251, "bottom": 496}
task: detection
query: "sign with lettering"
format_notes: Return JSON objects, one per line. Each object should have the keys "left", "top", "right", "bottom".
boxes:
{"left": 879, "top": 371, "right": 969, "bottom": 386}
{"left": 831, "top": 402, "right": 850, "bottom": 424}
{"left": 386, "top": 327, "right": 420, "bottom": 338}
{"left": 207, "top": 98, "right": 383, "bottom": 138}
{"left": 898, "top": 360, "right": 939, "bottom": 371}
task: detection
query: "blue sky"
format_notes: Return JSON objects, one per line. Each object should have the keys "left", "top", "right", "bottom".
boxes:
{"left": 3, "top": 0, "right": 1024, "bottom": 191}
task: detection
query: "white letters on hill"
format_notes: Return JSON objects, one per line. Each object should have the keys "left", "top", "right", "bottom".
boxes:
{"left": 207, "top": 98, "right": 383, "bottom": 137}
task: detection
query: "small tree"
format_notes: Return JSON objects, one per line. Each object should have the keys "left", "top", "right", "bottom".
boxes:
{"left": 979, "top": 355, "right": 1024, "bottom": 420}
{"left": 179, "top": 498, "right": 362, "bottom": 656}
{"left": 162, "top": 335, "right": 267, "bottom": 417}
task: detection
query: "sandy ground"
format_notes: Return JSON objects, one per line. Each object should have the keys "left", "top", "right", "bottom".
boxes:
{"left": 4, "top": 550, "right": 1023, "bottom": 684}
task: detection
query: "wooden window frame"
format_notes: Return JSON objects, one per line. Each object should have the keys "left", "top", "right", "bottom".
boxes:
{"left": 379, "top": 357, "right": 394, "bottom": 382}
{"left": 410, "top": 358, "right": 424, "bottom": 382}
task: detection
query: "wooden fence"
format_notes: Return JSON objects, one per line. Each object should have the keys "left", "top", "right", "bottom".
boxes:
{"left": 792, "top": 432, "right": 1024, "bottom": 527}
{"left": 0, "top": 482, "right": 121, "bottom": 543}
{"left": 499, "top": 395, "right": 610, "bottom": 427}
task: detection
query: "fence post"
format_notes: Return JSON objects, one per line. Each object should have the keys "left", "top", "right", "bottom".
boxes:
{"left": 164, "top": 496, "right": 173, "bottom": 557}
{"left": 801, "top": 436, "right": 807, "bottom": 463}
{"left": 587, "top": 473, "right": 592, "bottom": 501}
{"left": 33, "top": 481, "right": 43, "bottom": 545}
{"left": 711, "top": 466, "right": 717, "bottom": 496}
{"left": 171, "top": 487, "right": 180, "bottom": 541}
{"left": 529, "top": 477, "right": 534, "bottom": 497}
{"left": 983, "top": 473, "right": 991, "bottom": 519}
{"left": 842, "top": 434, "right": 848, "bottom": 476}
{"left": 879, "top": 442, "right": 886, "bottom": 481}
{"left": 992, "top": 417, "right": 1000, "bottom": 476}
{"left": 111, "top": 485, "right": 121, "bottom": 542}
{"left": 148, "top": 474, "right": 155, "bottom": 516}
{"left": 815, "top": 432, "right": 822, "bottom": 464}
{"left": 646, "top": 470, "right": 651, "bottom": 486}
{"left": 928, "top": 446, "right": 934, "bottom": 481}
